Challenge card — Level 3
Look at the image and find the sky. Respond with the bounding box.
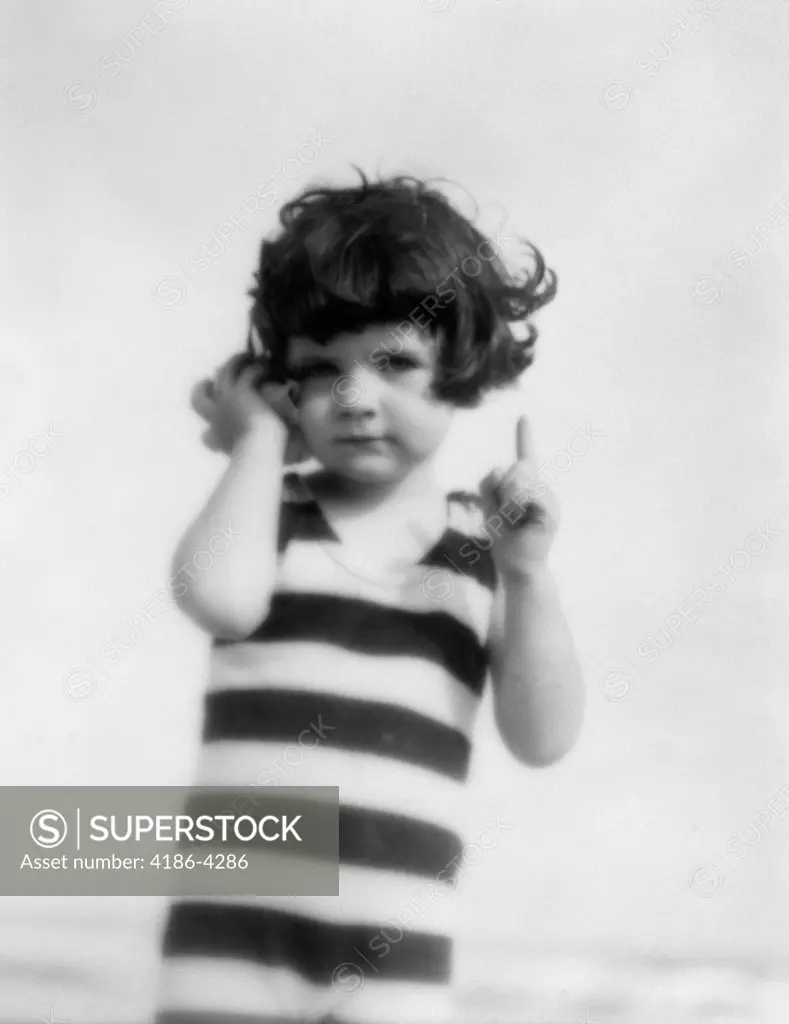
[1,0,788,1010]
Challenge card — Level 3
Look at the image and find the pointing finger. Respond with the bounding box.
[515,415,533,462]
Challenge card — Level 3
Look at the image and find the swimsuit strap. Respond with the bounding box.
[282,470,311,505]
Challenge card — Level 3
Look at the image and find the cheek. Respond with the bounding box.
[295,392,332,438]
[391,390,453,450]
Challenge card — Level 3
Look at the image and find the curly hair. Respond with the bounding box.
[245,170,557,408]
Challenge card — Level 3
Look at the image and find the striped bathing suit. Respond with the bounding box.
[155,470,498,1024]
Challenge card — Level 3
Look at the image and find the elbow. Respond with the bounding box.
[495,700,585,769]
[209,616,268,643]
[517,741,573,765]
[170,580,271,641]
[504,737,576,768]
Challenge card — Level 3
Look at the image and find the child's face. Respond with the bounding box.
[286,323,454,483]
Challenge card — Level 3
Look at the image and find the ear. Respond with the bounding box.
[284,427,311,465]
[261,381,300,425]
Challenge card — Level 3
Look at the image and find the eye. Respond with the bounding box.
[382,355,418,372]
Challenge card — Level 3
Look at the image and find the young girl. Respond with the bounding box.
[154,173,585,1024]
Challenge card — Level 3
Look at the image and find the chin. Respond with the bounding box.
[324,452,403,483]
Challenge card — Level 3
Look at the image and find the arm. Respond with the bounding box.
[172,415,288,640]
[488,566,585,766]
[172,357,291,640]
[481,415,585,766]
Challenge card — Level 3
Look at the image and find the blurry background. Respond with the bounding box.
[1,0,788,1021]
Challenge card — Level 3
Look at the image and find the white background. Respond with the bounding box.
[1,0,788,1019]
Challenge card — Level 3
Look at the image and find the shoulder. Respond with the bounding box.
[423,489,497,593]
[282,470,308,504]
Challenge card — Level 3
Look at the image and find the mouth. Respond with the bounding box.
[335,436,388,445]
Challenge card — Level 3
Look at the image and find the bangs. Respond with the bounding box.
[246,172,557,404]
[252,199,467,347]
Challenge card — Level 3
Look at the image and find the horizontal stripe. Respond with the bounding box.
[157,1015,305,1024]
[329,973,454,1024]
[208,641,481,738]
[160,903,452,986]
[176,788,336,859]
[279,542,493,641]
[156,956,329,1020]
[155,847,338,897]
[179,858,458,934]
[166,791,462,879]
[195,741,466,836]
[216,593,488,696]
[155,956,454,1023]
[202,689,472,781]
[338,805,461,878]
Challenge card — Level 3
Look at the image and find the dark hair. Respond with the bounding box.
[245,170,557,408]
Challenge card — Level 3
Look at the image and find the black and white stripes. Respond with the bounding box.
[155,474,497,1024]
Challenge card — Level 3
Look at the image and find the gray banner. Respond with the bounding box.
[1,786,338,896]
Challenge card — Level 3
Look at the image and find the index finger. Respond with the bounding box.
[515,415,533,461]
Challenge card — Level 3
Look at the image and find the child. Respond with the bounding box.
[154,172,585,1024]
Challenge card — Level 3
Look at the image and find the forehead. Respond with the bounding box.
[287,322,435,363]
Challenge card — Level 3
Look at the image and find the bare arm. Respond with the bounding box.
[481,415,584,766]
[172,356,294,640]
[489,567,585,766]
[172,416,288,640]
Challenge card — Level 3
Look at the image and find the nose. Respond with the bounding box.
[331,365,381,420]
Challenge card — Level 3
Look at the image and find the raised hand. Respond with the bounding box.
[479,415,559,580]
[191,353,309,463]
